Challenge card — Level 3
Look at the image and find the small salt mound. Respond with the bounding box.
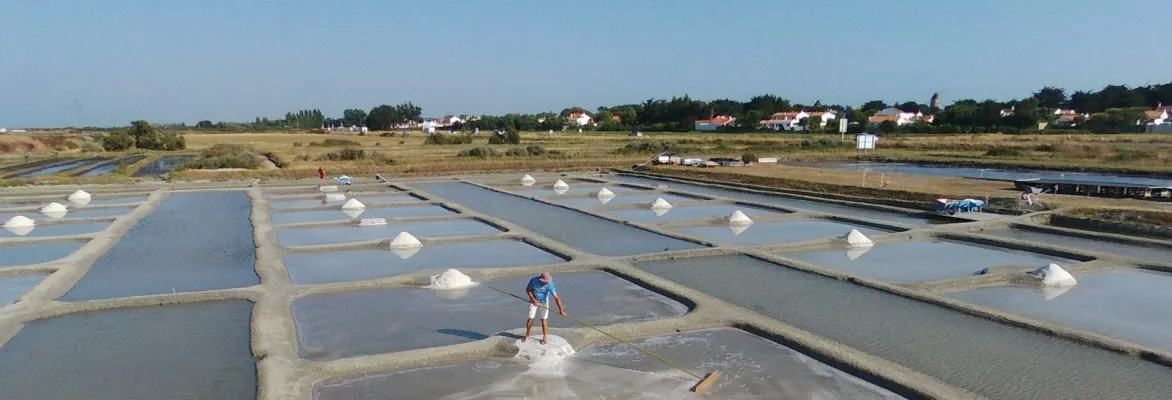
[650,197,672,209]
[841,229,874,247]
[728,210,753,225]
[553,186,569,195]
[728,224,750,236]
[358,218,387,226]
[4,224,34,236]
[324,193,346,202]
[520,174,536,187]
[40,202,67,213]
[319,185,339,193]
[596,187,615,198]
[341,198,366,210]
[1030,263,1077,287]
[68,190,92,204]
[552,180,569,189]
[3,215,35,228]
[342,208,365,219]
[597,196,613,205]
[512,334,575,370]
[845,246,872,260]
[427,269,477,289]
[389,231,422,248]
[651,207,670,217]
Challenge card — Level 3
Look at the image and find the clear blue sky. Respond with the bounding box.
[1,0,1167,128]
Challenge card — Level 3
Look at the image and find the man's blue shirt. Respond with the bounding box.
[526,277,557,303]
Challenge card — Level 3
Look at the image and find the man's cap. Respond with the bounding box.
[539,272,552,283]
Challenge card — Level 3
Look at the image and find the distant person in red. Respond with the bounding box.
[318,167,326,185]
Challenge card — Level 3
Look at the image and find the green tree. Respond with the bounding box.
[196,120,214,129]
[1085,107,1147,133]
[393,102,422,122]
[1032,86,1067,109]
[861,100,888,112]
[365,105,401,130]
[342,109,367,126]
[878,120,898,134]
[101,132,135,151]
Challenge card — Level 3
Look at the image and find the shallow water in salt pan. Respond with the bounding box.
[784,238,1078,283]
[0,241,83,267]
[0,274,46,305]
[0,207,131,222]
[277,219,502,247]
[676,219,893,246]
[510,185,644,198]
[950,268,1172,350]
[284,240,566,284]
[607,204,786,223]
[293,271,687,360]
[314,329,904,400]
[270,205,456,225]
[0,222,109,238]
[552,193,701,209]
[981,227,1172,262]
[0,300,256,400]
[634,254,1172,399]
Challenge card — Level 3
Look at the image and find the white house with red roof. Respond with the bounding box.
[569,112,593,126]
[868,107,932,126]
[759,110,837,131]
[694,115,736,131]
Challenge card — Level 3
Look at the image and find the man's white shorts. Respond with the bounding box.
[527,299,550,320]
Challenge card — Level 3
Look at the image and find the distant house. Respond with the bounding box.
[437,115,463,127]
[694,115,736,131]
[1145,110,1169,125]
[867,107,931,126]
[760,110,836,131]
[569,112,593,126]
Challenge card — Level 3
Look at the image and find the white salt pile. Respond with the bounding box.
[342,208,365,219]
[358,218,387,226]
[597,196,613,205]
[650,197,672,209]
[728,210,753,225]
[552,180,569,190]
[512,334,576,369]
[324,193,346,202]
[3,215,35,228]
[728,224,751,236]
[4,224,34,236]
[520,174,536,187]
[841,229,874,247]
[341,198,366,210]
[651,207,671,216]
[67,190,92,205]
[845,246,872,260]
[596,187,615,198]
[1030,263,1077,287]
[39,202,68,219]
[319,185,339,193]
[389,231,422,248]
[427,268,478,289]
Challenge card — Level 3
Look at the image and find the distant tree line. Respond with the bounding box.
[189,103,422,132]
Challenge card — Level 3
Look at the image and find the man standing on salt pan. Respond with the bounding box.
[523,272,566,344]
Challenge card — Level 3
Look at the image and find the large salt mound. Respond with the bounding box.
[728,210,753,225]
[341,198,366,210]
[650,197,672,209]
[520,174,536,187]
[596,187,615,198]
[4,215,35,228]
[552,180,569,190]
[40,202,67,213]
[68,190,92,205]
[4,224,34,236]
[1031,263,1077,287]
[427,269,477,289]
[389,231,422,248]
[841,229,874,247]
[512,334,575,369]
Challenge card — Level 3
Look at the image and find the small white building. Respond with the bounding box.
[760,110,836,131]
[1145,110,1169,125]
[569,112,593,126]
[867,107,932,126]
[694,115,736,131]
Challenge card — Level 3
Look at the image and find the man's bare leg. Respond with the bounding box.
[540,319,549,344]
[522,318,534,342]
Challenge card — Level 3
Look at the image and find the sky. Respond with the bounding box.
[1,0,1168,128]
